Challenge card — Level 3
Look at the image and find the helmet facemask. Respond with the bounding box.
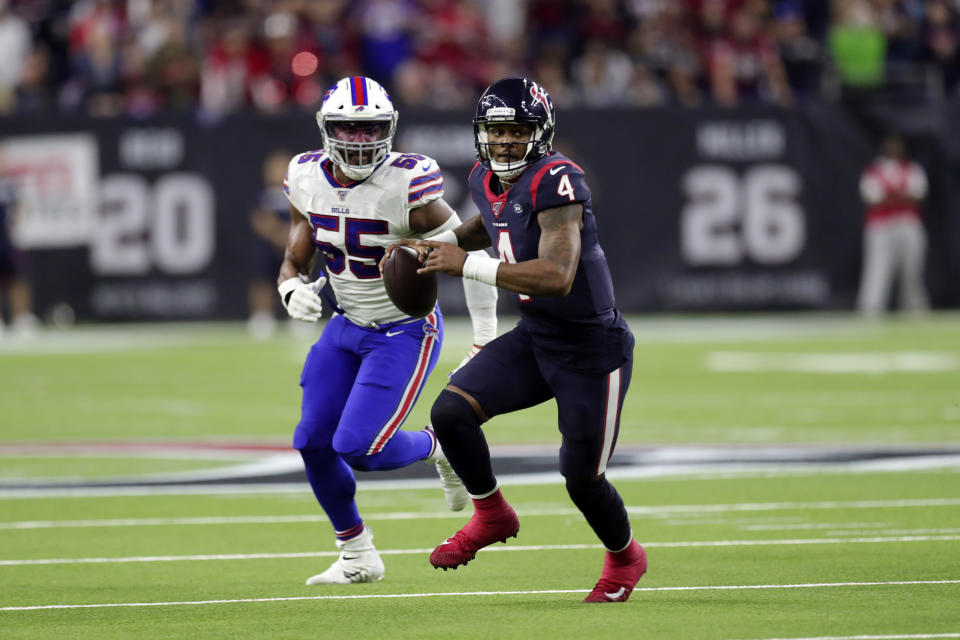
[319,115,396,181]
[476,120,550,182]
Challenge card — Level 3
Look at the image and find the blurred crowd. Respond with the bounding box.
[0,0,957,117]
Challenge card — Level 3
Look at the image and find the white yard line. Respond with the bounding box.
[1,580,958,612]
[2,497,959,530]
[731,635,960,640]
[3,535,960,567]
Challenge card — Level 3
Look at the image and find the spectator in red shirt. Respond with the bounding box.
[857,132,930,315]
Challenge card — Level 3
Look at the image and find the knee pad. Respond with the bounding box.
[430,389,482,440]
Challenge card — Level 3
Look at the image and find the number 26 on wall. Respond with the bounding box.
[681,165,805,266]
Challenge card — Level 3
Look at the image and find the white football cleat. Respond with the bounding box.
[305,527,385,585]
[426,426,469,512]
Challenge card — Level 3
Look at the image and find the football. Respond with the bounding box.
[382,245,438,318]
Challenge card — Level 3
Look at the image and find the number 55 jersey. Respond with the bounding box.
[283,150,445,326]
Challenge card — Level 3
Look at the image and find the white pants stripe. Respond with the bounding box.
[366,312,438,455]
[596,366,623,476]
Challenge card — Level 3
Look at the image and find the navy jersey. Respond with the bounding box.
[468,151,631,373]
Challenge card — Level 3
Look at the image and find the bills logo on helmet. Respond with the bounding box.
[529,84,550,117]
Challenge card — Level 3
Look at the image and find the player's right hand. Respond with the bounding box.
[279,275,326,322]
[380,239,429,273]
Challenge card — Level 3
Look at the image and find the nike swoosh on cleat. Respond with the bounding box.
[549,165,564,175]
[341,555,360,560]
[604,587,627,600]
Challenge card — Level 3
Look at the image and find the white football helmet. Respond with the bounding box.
[316,76,398,181]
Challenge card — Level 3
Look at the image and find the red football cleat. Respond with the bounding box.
[429,500,520,570]
[582,539,648,603]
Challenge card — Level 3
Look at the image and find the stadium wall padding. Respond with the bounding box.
[1,101,957,321]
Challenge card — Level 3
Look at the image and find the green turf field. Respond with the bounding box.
[1,314,958,639]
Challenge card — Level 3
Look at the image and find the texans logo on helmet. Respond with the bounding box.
[529,84,550,115]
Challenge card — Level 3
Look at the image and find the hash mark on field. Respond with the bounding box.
[1,580,958,612]
[2,497,959,530]
[3,535,960,566]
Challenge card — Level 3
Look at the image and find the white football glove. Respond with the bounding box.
[448,344,482,378]
[278,275,326,322]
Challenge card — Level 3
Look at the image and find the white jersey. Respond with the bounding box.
[284,150,445,326]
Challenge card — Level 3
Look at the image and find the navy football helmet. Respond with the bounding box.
[474,77,555,181]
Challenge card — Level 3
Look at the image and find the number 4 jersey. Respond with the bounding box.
[284,150,444,326]
[468,150,632,373]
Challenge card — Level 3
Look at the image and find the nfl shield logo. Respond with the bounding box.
[337,190,349,201]
[491,201,503,215]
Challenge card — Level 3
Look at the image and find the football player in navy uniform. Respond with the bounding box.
[383,77,646,603]
[280,76,498,585]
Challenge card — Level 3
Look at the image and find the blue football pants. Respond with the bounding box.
[294,309,443,536]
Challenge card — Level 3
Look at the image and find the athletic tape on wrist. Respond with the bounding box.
[430,229,458,246]
[462,254,500,287]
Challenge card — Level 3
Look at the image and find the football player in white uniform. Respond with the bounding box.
[278,76,498,585]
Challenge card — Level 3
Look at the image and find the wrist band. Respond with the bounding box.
[462,254,500,287]
[430,229,458,246]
